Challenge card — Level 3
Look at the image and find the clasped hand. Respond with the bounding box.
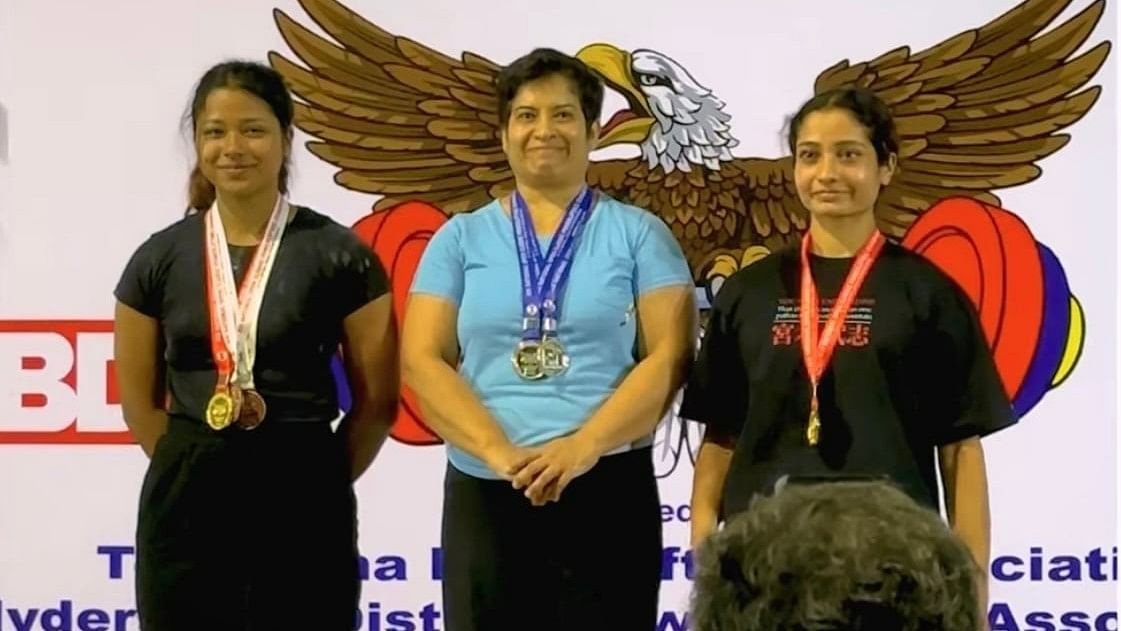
[487,434,600,506]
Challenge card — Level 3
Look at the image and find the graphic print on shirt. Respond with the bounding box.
[771,299,875,350]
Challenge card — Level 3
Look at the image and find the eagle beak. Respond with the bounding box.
[576,43,655,148]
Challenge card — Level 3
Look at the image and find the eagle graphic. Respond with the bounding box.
[270,0,1108,463]
[269,0,1107,285]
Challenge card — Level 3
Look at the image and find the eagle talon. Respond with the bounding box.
[703,246,772,301]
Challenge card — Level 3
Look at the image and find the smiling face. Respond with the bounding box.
[500,73,599,189]
[195,87,288,203]
[793,108,896,219]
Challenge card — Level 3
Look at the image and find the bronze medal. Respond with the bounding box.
[236,389,267,430]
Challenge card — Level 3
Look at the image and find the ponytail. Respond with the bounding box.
[187,165,216,215]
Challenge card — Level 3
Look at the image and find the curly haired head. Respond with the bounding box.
[690,481,980,631]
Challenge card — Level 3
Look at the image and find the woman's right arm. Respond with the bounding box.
[681,281,748,548]
[113,301,168,457]
[401,294,536,479]
[691,427,735,547]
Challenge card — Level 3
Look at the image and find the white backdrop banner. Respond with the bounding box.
[0,0,1116,629]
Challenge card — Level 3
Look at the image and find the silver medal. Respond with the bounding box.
[539,337,570,377]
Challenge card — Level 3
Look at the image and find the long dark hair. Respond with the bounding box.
[184,60,294,214]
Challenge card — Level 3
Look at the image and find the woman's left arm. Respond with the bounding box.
[337,293,400,481]
[927,273,1016,622]
[938,437,991,619]
[514,283,696,504]
[574,283,696,453]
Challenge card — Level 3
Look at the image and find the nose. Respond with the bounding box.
[531,116,557,139]
[814,153,839,182]
[221,131,247,155]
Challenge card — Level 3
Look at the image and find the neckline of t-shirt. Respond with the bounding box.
[807,242,897,266]
[490,196,603,240]
[217,206,306,249]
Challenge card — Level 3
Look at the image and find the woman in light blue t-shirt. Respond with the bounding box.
[402,47,696,631]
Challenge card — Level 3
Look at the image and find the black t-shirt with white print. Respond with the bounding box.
[679,240,1016,517]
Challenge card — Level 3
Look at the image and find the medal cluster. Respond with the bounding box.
[205,382,268,431]
[509,188,594,382]
[203,196,290,431]
[511,303,570,380]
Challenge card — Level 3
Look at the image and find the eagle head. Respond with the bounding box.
[576,43,739,173]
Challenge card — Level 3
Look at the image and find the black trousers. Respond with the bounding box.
[135,416,359,631]
[441,446,663,631]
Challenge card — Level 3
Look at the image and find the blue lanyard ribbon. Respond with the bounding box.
[512,187,595,342]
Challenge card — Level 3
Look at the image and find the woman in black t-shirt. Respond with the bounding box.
[682,87,1015,609]
[113,61,398,630]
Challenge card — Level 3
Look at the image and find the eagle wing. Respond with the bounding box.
[268,0,514,213]
[593,0,1109,271]
[814,0,1110,237]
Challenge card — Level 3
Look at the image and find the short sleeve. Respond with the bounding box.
[925,279,1018,445]
[113,236,165,318]
[409,218,465,305]
[679,282,749,437]
[333,234,391,319]
[633,213,693,295]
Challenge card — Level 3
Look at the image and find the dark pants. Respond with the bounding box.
[441,446,663,631]
[135,416,359,631]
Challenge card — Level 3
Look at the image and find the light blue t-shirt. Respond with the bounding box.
[410,194,693,479]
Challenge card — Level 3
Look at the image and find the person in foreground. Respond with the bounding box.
[690,480,981,631]
[682,86,1016,613]
[401,48,695,630]
[113,60,398,630]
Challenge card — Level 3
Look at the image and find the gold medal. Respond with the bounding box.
[806,408,821,446]
[206,388,239,430]
[512,341,545,380]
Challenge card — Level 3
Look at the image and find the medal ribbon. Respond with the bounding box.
[799,230,885,422]
[512,187,595,342]
[204,195,290,393]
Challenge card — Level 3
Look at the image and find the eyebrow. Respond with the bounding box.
[796,140,867,148]
[200,117,269,124]
[513,103,578,111]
